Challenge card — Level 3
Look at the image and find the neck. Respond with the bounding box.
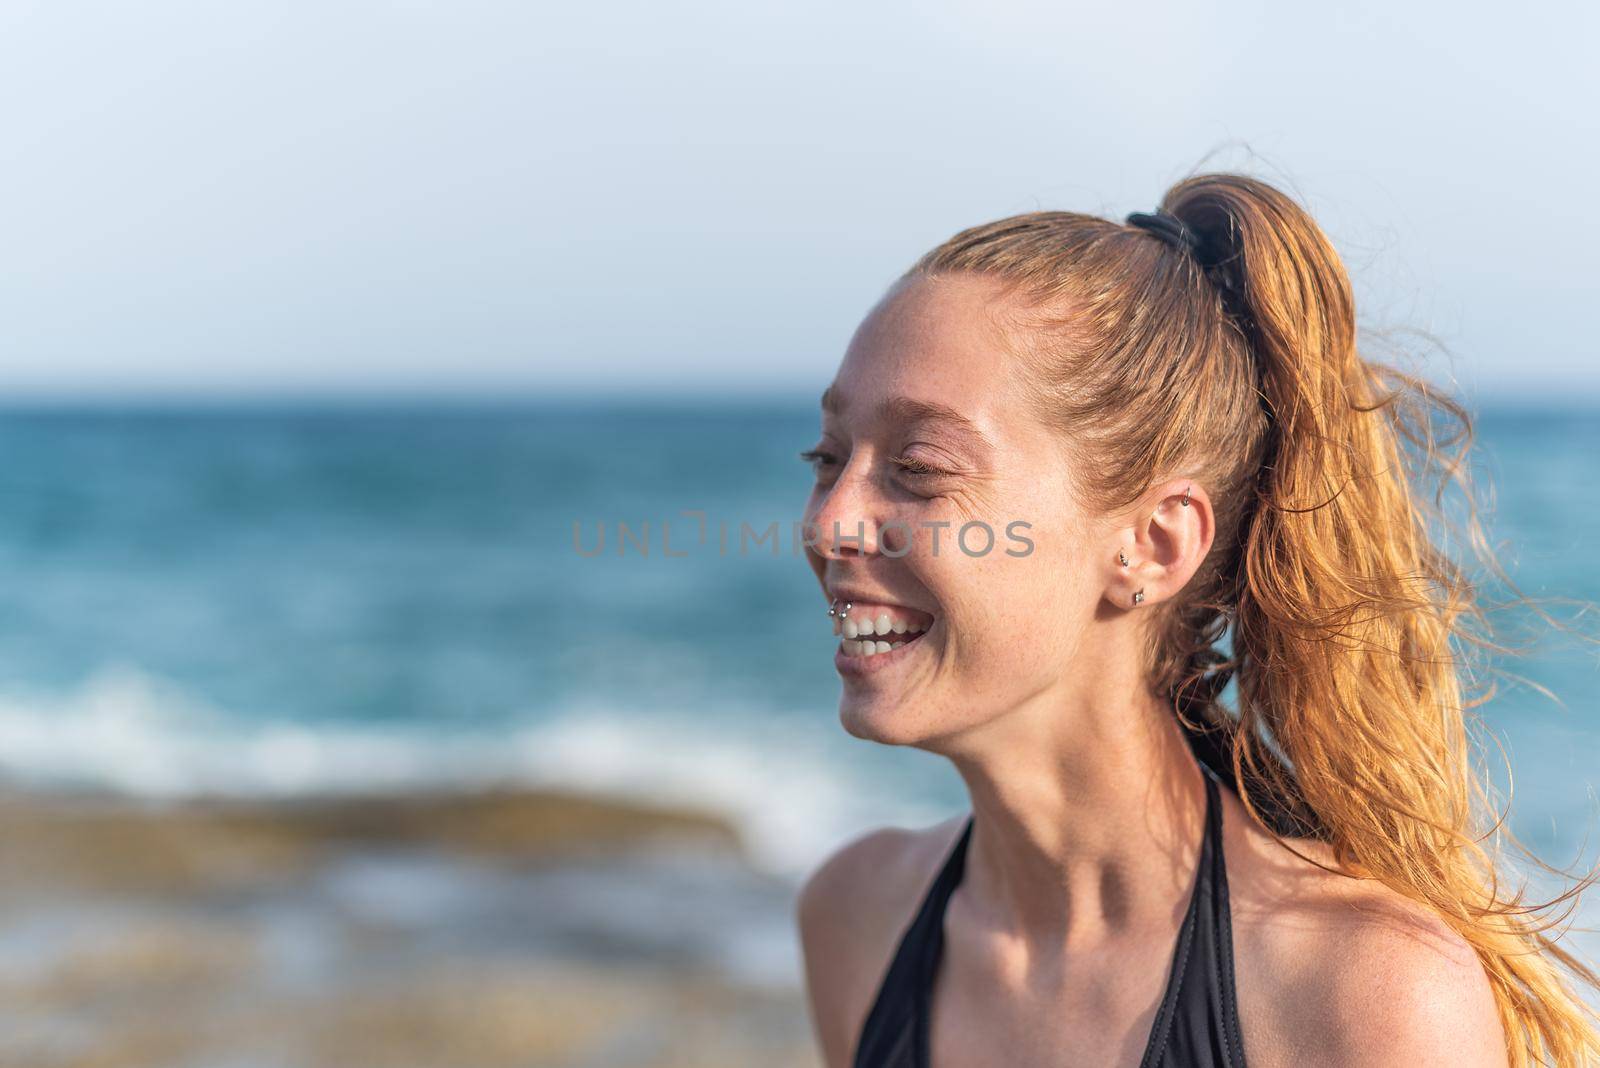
[939,682,1211,955]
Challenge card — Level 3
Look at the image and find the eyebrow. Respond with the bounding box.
[820,387,995,452]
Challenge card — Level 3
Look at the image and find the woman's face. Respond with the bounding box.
[803,272,1116,745]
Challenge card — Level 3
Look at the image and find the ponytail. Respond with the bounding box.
[1175,174,1600,1068]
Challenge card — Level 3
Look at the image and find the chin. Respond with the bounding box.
[838,694,941,747]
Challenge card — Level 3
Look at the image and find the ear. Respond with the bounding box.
[1111,479,1214,609]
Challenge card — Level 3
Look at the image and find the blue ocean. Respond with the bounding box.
[0,399,1595,890]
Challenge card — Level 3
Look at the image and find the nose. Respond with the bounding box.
[806,465,884,560]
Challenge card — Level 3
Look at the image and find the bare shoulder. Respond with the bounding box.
[793,814,968,1068]
[1220,792,1507,1067]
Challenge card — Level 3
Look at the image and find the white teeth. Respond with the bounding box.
[831,608,936,651]
[838,639,912,657]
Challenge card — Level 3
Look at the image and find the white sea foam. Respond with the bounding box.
[0,662,953,879]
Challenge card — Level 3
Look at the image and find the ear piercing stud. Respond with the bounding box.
[1132,589,1145,606]
[1117,550,1129,567]
[1180,485,1191,507]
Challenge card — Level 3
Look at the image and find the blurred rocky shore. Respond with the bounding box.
[0,784,820,1068]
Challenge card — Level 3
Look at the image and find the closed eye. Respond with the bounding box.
[799,448,839,471]
[889,454,952,478]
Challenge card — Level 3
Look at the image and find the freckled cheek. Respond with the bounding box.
[878,517,915,557]
[942,547,1083,673]
[917,554,1014,650]
[877,507,958,560]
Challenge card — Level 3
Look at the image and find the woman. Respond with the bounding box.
[793,173,1600,1067]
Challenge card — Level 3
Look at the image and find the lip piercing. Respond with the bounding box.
[827,600,852,619]
[1118,550,1129,567]
[1132,588,1145,606]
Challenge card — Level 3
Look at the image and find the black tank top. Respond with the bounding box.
[851,764,1248,1067]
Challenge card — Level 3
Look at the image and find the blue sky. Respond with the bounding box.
[1,0,1595,403]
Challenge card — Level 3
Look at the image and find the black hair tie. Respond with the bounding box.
[1126,208,1251,329]
[1125,210,1201,254]
[1126,208,1270,426]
